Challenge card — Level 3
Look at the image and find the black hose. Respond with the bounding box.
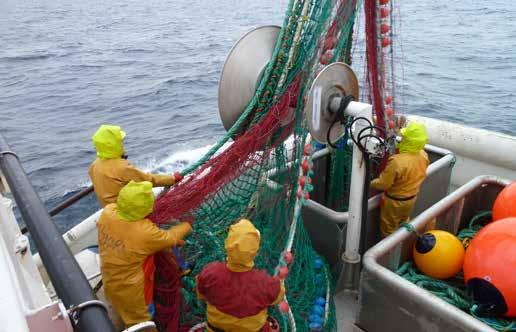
[326,95,355,149]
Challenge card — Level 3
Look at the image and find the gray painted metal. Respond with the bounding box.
[302,144,455,290]
[358,175,510,332]
[305,63,359,144]
[217,25,280,132]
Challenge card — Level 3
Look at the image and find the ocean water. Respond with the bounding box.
[0,0,514,234]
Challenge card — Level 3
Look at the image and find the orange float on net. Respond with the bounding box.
[299,176,306,189]
[296,189,310,200]
[302,159,310,173]
[279,301,290,313]
[492,182,516,221]
[320,50,334,65]
[380,23,390,34]
[380,7,390,18]
[385,95,393,105]
[413,230,465,279]
[323,36,337,51]
[381,37,391,48]
[464,217,516,317]
[386,107,393,117]
[284,251,293,264]
[278,266,289,279]
[304,143,311,155]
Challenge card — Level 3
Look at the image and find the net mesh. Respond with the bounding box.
[149,0,361,331]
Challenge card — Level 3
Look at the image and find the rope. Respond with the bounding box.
[400,222,419,236]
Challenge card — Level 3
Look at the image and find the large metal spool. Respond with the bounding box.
[218,25,281,133]
[218,26,359,145]
[305,63,359,144]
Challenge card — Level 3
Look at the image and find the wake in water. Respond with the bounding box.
[47,143,225,236]
[67,143,222,196]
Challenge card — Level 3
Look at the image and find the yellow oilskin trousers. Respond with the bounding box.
[89,158,176,207]
[97,204,191,327]
[371,150,429,237]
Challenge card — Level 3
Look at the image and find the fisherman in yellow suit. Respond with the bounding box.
[89,124,182,207]
[97,180,192,328]
[371,122,429,237]
[196,219,285,332]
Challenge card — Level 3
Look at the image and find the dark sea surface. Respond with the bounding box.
[0,0,514,234]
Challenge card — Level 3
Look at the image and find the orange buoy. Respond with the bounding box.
[492,182,516,221]
[413,230,465,279]
[464,217,516,317]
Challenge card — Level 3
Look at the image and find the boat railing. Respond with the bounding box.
[0,133,115,332]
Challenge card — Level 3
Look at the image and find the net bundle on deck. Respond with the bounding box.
[148,0,362,331]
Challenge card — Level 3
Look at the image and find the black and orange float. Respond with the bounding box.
[464,217,516,317]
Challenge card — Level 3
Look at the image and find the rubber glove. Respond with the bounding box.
[173,171,184,183]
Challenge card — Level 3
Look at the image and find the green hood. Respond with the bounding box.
[92,124,126,160]
[117,181,155,221]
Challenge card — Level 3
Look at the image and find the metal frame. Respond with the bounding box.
[358,175,510,332]
[302,143,455,290]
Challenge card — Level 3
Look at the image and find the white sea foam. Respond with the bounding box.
[62,142,232,196]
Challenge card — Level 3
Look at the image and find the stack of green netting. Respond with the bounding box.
[163,0,361,330]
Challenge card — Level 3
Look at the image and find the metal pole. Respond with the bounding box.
[20,185,94,234]
[49,185,94,217]
[342,101,373,263]
[0,134,115,332]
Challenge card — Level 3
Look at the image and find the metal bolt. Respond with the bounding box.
[14,234,29,255]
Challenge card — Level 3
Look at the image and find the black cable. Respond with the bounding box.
[326,95,355,149]
[326,119,341,149]
[322,99,397,254]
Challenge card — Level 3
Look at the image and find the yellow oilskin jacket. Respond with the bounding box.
[371,150,429,198]
[371,122,429,237]
[89,124,176,207]
[196,219,285,332]
[97,181,192,327]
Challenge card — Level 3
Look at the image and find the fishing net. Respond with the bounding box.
[147,0,370,331]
